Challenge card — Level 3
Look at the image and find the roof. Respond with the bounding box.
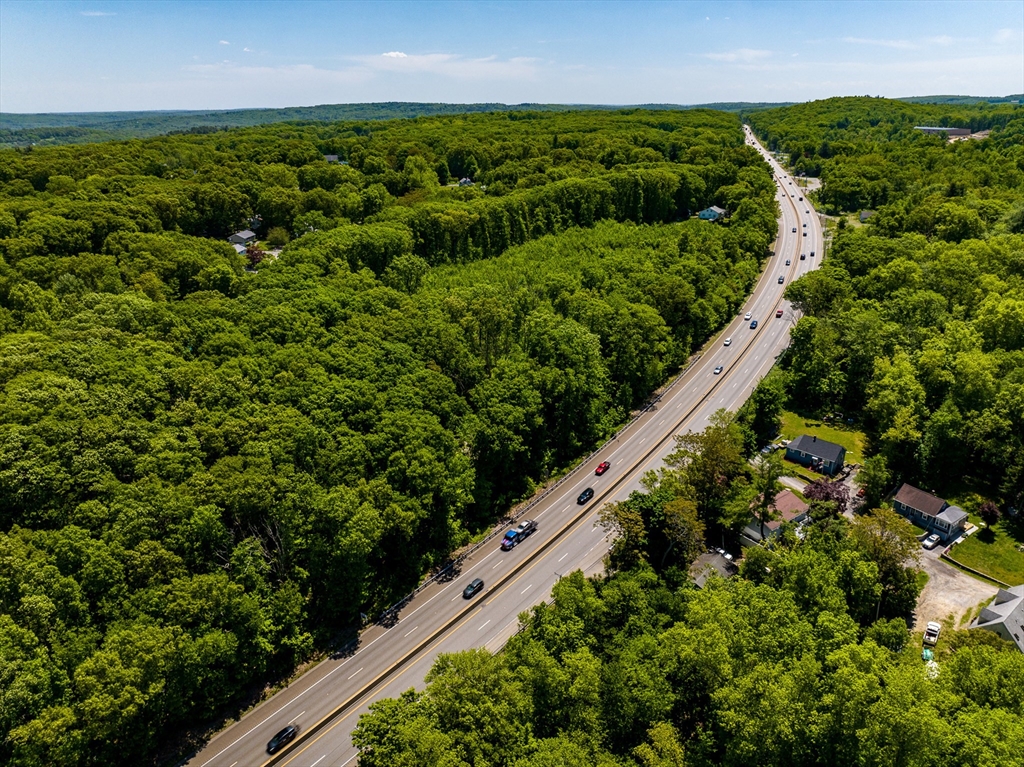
[690,550,738,588]
[233,229,257,239]
[788,434,845,463]
[232,243,247,254]
[742,490,809,541]
[323,154,339,162]
[975,585,1024,650]
[893,484,947,518]
[708,205,727,214]
[936,505,968,525]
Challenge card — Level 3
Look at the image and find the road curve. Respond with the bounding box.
[188,127,823,767]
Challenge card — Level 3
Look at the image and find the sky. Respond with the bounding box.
[0,0,1022,113]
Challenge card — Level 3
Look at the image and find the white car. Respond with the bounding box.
[923,533,941,549]
[923,622,941,646]
[744,312,752,320]
[723,337,732,346]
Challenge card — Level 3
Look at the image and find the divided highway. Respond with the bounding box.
[190,128,824,767]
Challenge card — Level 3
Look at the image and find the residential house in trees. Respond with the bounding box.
[973,585,1024,653]
[892,484,968,542]
[785,435,846,476]
[741,489,809,546]
[228,230,257,246]
[698,205,727,221]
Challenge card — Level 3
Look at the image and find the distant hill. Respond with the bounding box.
[0,101,794,148]
[897,94,1023,106]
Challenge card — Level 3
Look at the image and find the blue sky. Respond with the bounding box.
[1,1,1021,113]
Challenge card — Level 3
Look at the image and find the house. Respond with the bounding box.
[228,230,257,246]
[859,210,876,223]
[698,205,727,221]
[458,177,475,187]
[231,243,247,255]
[690,549,738,588]
[785,435,846,476]
[323,154,339,163]
[892,484,968,542]
[973,585,1024,653]
[741,489,809,545]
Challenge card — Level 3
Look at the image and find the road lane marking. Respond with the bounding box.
[478,619,491,631]
[558,552,568,562]
[404,626,418,637]
[311,756,326,767]
[563,504,570,512]
[521,584,532,595]
[493,562,502,569]
[341,755,357,767]
[347,668,363,680]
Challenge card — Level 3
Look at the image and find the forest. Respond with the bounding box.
[748,97,1024,509]
[0,109,779,766]
[352,420,1024,767]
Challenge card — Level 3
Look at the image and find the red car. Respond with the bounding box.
[776,309,784,318]
[595,461,611,476]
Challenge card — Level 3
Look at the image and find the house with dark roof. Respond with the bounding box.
[690,549,739,588]
[785,435,846,476]
[973,585,1024,653]
[228,230,257,246]
[698,205,727,221]
[741,489,809,545]
[892,484,968,542]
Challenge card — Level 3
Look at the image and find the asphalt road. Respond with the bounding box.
[189,128,823,767]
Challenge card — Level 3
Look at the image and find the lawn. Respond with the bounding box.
[950,516,1024,586]
[779,410,867,465]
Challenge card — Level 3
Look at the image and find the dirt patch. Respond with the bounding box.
[914,550,997,629]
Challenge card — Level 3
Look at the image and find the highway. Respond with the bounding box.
[189,128,823,767]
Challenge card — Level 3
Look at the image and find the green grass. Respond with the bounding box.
[779,409,867,465]
[951,517,1024,586]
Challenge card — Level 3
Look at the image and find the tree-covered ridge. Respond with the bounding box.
[0,110,780,766]
[749,98,1024,509]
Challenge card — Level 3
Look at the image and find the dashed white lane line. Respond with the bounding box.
[311,755,326,767]
[404,626,418,637]
[558,552,569,562]
[492,561,502,569]
[563,504,570,512]
[341,755,357,767]
[639,438,646,445]
[521,584,533,595]
[616,459,624,464]
[347,667,363,680]
[478,619,491,631]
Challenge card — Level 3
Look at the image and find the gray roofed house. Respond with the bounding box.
[232,243,247,255]
[785,434,846,476]
[690,550,739,588]
[698,205,727,221]
[228,230,257,246]
[973,585,1024,653]
[323,154,340,163]
[892,484,968,542]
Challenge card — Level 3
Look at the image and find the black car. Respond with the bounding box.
[800,253,806,260]
[577,487,594,504]
[463,578,484,599]
[749,320,758,329]
[778,276,784,284]
[267,725,298,754]
[785,259,791,265]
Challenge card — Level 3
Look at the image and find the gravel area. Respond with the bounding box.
[913,546,998,629]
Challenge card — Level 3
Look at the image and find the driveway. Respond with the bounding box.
[913,544,998,629]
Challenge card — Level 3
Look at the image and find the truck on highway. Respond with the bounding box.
[501,519,537,550]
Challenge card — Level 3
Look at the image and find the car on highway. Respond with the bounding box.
[501,519,537,550]
[723,337,732,346]
[744,312,752,320]
[577,487,594,504]
[923,621,941,646]
[799,196,803,201]
[463,578,484,599]
[791,227,797,232]
[776,309,784,318]
[595,461,611,476]
[803,232,807,237]
[806,210,810,213]
[923,533,941,550]
[810,250,815,257]
[749,320,758,329]
[785,259,791,265]
[800,253,806,260]
[713,365,723,375]
[778,276,785,284]
[803,223,807,227]
[267,725,298,754]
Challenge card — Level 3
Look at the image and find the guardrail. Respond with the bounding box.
[372,350,705,626]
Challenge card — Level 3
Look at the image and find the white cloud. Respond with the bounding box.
[382,51,408,58]
[994,28,1014,44]
[927,35,954,45]
[243,47,252,52]
[843,37,916,50]
[80,11,115,16]
[219,40,230,45]
[704,48,772,63]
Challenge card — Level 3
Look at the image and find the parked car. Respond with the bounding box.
[595,461,611,476]
[776,309,784,318]
[577,487,594,504]
[713,365,723,375]
[267,725,298,754]
[463,578,484,599]
[923,621,941,645]
[923,533,941,550]
[749,320,758,329]
[857,487,866,498]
